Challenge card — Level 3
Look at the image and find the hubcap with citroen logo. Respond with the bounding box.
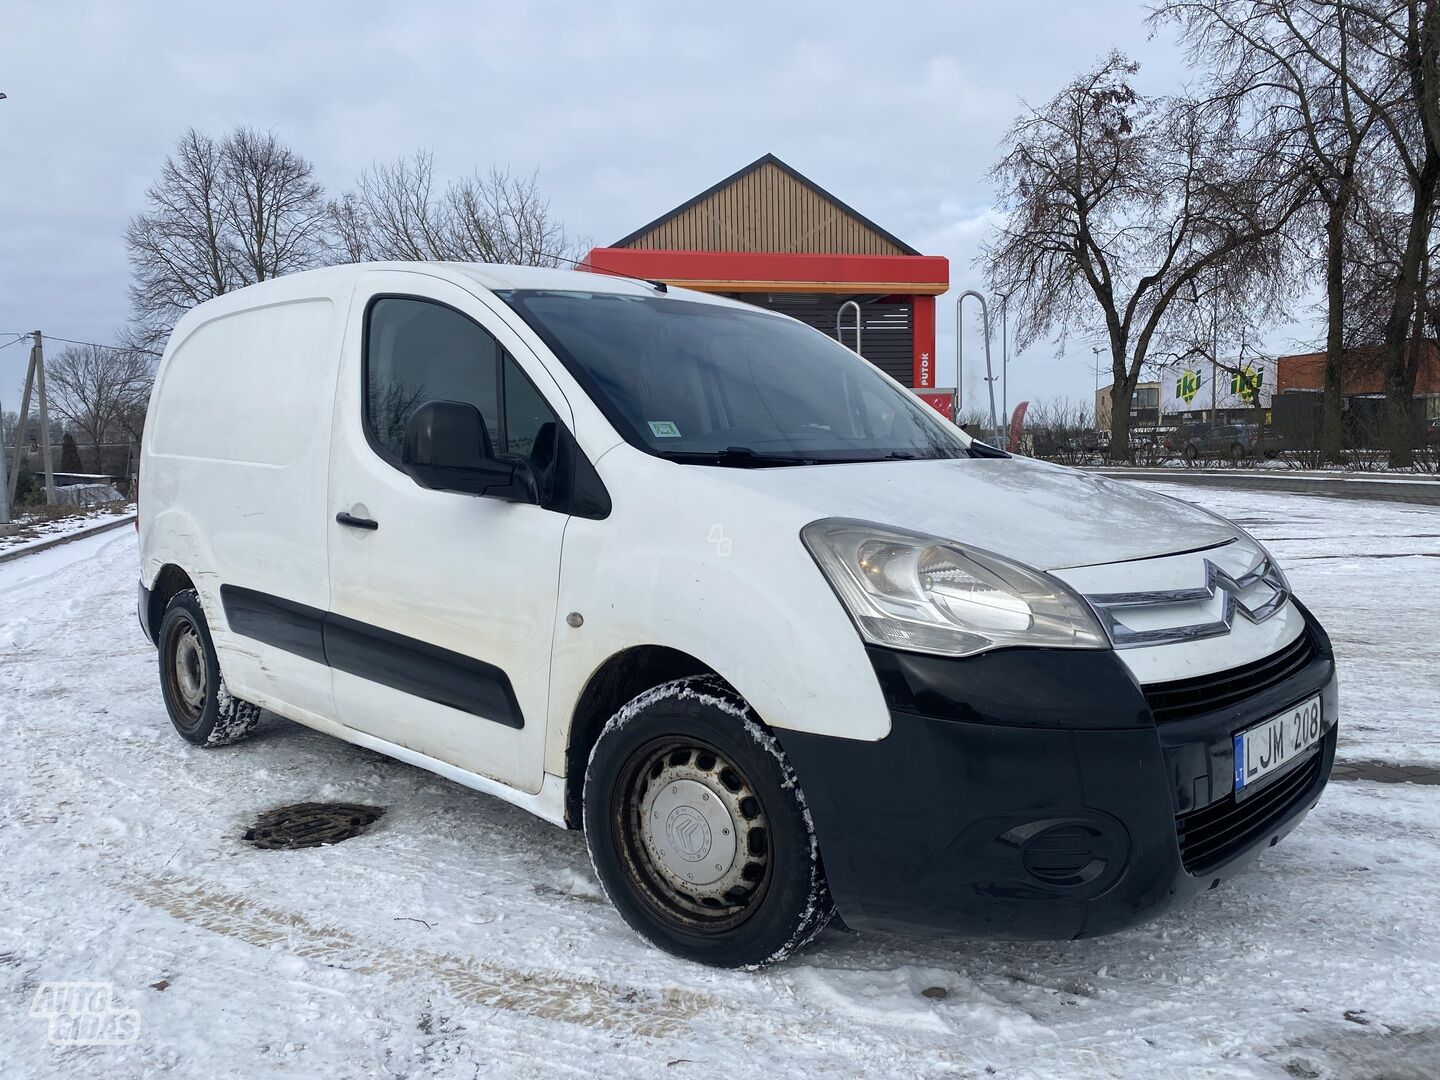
[621,738,771,928]
[644,778,737,887]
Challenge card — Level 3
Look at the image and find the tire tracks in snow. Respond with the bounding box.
[111,871,719,1040]
[106,868,996,1069]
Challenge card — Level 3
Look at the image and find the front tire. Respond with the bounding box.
[157,589,261,747]
[583,676,833,968]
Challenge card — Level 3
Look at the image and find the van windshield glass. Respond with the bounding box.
[495,289,970,466]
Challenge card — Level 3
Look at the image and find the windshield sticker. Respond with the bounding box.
[647,420,682,438]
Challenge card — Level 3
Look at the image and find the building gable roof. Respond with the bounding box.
[612,153,922,257]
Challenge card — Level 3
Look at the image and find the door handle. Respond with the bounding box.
[335,511,379,531]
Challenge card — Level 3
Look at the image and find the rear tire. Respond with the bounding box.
[582,675,833,968]
[157,589,261,747]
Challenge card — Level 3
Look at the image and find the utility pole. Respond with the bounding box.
[5,331,57,508]
[0,396,9,525]
[33,331,56,503]
[7,337,34,509]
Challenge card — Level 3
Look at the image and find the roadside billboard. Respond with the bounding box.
[1162,358,1276,416]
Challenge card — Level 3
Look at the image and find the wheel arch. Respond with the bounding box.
[144,563,197,645]
[563,645,725,828]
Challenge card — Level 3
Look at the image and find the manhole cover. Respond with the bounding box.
[242,803,386,850]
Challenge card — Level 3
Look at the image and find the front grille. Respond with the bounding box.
[1142,629,1318,724]
[1176,750,1324,874]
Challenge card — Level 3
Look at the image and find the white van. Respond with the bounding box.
[138,263,1338,967]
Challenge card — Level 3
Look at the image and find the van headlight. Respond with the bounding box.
[801,518,1107,658]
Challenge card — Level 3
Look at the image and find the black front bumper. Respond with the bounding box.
[778,602,1337,940]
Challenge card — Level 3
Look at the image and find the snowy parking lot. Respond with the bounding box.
[2,483,1438,1079]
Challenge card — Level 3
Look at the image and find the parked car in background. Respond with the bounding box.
[1427,416,1440,446]
[1166,422,1258,462]
[138,263,1338,967]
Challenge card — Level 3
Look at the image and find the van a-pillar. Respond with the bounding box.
[583,154,949,392]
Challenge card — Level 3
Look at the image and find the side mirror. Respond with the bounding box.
[402,400,538,503]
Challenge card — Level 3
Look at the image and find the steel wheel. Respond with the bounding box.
[156,588,262,747]
[613,737,772,933]
[166,616,208,727]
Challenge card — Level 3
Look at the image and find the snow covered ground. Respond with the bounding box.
[1,485,1437,1079]
[0,504,134,557]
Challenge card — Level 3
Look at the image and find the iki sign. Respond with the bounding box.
[1176,370,1203,404]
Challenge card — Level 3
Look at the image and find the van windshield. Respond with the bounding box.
[495,289,971,466]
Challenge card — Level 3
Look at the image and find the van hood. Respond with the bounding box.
[709,455,1236,571]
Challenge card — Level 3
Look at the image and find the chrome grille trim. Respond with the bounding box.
[1085,557,1290,649]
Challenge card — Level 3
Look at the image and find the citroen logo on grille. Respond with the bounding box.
[1085,555,1289,649]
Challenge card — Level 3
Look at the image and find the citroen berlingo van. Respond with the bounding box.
[138,263,1337,967]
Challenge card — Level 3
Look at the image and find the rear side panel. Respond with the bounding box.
[141,291,347,724]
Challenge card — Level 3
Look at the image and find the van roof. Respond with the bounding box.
[185,261,748,309]
[162,262,762,354]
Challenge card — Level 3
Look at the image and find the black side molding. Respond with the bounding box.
[324,611,523,728]
[218,585,524,729]
[222,585,327,665]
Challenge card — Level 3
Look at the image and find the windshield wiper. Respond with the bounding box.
[810,450,921,464]
[655,446,814,468]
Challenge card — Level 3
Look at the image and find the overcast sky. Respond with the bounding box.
[0,0,1321,423]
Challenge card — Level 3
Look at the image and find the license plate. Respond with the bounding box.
[1234,694,1323,792]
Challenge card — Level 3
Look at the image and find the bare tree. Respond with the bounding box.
[125,130,231,343]
[221,128,331,287]
[1025,397,1098,463]
[330,151,578,266]
[1358,0,1440,464]
[982,53,1305,457]
[1156,1,1395,462]
[126,127,329,347]
[1343,154,1423,343]
[43,345,155,471]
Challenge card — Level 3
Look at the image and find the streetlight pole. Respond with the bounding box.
[1211,291,1219,425]
[997,293,1009,437]
[956,290,999,444]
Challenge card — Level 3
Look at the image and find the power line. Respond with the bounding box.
[44,335,162,357]
[0,332,161,357]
